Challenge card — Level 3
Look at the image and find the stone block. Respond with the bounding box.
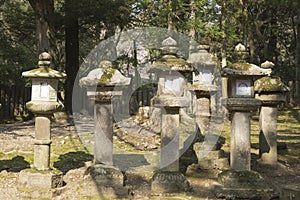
[18,169,63,199]
[281,185,300,200]
[149,107,162,133]
[198,158,216,169]
[218,170,264,188]
[215,158,229,170]
[217,170,275,199]
[88,164,124,188]
[150,171,191,193]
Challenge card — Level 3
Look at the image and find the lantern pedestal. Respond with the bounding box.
[18,169,64,199]
[80,63,131,195]
[217,44,274,198]
[150,102,191,193]
[255,76,289,165]
[18,52,66,199]
[148,36,193,193]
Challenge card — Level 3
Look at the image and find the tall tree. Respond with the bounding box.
[64,0,79,113]
[0,0,35,86]
[296,0,300,104]
[28,0,54,54]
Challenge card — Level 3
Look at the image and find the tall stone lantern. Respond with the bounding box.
[148,37,193,193]
[18,52,66,198]
[218,44,272,194]
[22,52,66,170]
[80,61,131,191]
[255,74,289,164]
[188,43,217,135]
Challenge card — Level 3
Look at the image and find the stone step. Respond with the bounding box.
[281,185,300,200]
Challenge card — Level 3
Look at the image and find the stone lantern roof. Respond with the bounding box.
[221,63,272,77]
[254,76,289,94]
[221,44,272,77]
[22,52,66,79]
[148,37,194,73]
[79,62,131,87]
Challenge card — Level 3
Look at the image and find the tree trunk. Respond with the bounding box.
[189,0,196,40]
[296,0,300,105]
[28,0,54,54]
[167,0,173,36]
[65,1,79,113]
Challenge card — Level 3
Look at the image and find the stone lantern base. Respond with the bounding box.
[17,169,64,199]
[85,164,127,197]
[150,171,191,194]
[217,170,274,199]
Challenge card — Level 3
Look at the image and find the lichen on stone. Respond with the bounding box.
[22,67,66,78]
[227,62,252,71]
[254,76,289,93]
[97,68,116,85]
[149,57,193,72]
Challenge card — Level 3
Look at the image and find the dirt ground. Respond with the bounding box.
[0,111,300,199]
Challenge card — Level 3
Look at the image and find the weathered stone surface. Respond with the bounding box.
[259,106,278,164]
[94,103,113,165]
[222,63,272,77]
[222,98,261,112]
[149,55,194,72]
[193,144,229,170]
[150,171,191,193]
[80,66,131,86]
[217,170,275,199]
[218,170,264,188]
[18,169,63,189]
[255,93,286,105]
[255,76,289,93]
[148,37,193,73]
[35,116,50,140]
[87,164,124,188]
[26,101,61,114]
[137,106,150,119]
[215,158,230,170]
[153,96,189,108]
[281,185,300,200]
[160,112,179,171]
[217,187,274,200]
[161,37,178,54]
[260,60,275,69]
[149,107,162,133]
[157,74,186,97]
[195,97,210,135]
[34,143,50,171]
[33,115,51,170]
[22,52,66,79]
[18,169,63,199]
[231,111,251,171]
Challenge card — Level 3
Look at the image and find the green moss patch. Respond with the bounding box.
[97,68,116,85]
[227,62,252,71]
[255,76,289,93]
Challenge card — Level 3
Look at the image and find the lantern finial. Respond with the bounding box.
[38,52,51,68]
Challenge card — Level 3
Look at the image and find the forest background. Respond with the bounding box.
[1,0,300,114]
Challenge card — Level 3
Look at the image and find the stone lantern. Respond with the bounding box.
[255,74,289,164]
[18,52,66,198]
[148,37,193,193]
[188,44,217,135]
[218,44,273,196]
[187,43,228,170]
[80,61,131,191]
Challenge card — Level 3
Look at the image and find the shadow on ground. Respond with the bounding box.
[0,156,30,172]
[53,151,93,174]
